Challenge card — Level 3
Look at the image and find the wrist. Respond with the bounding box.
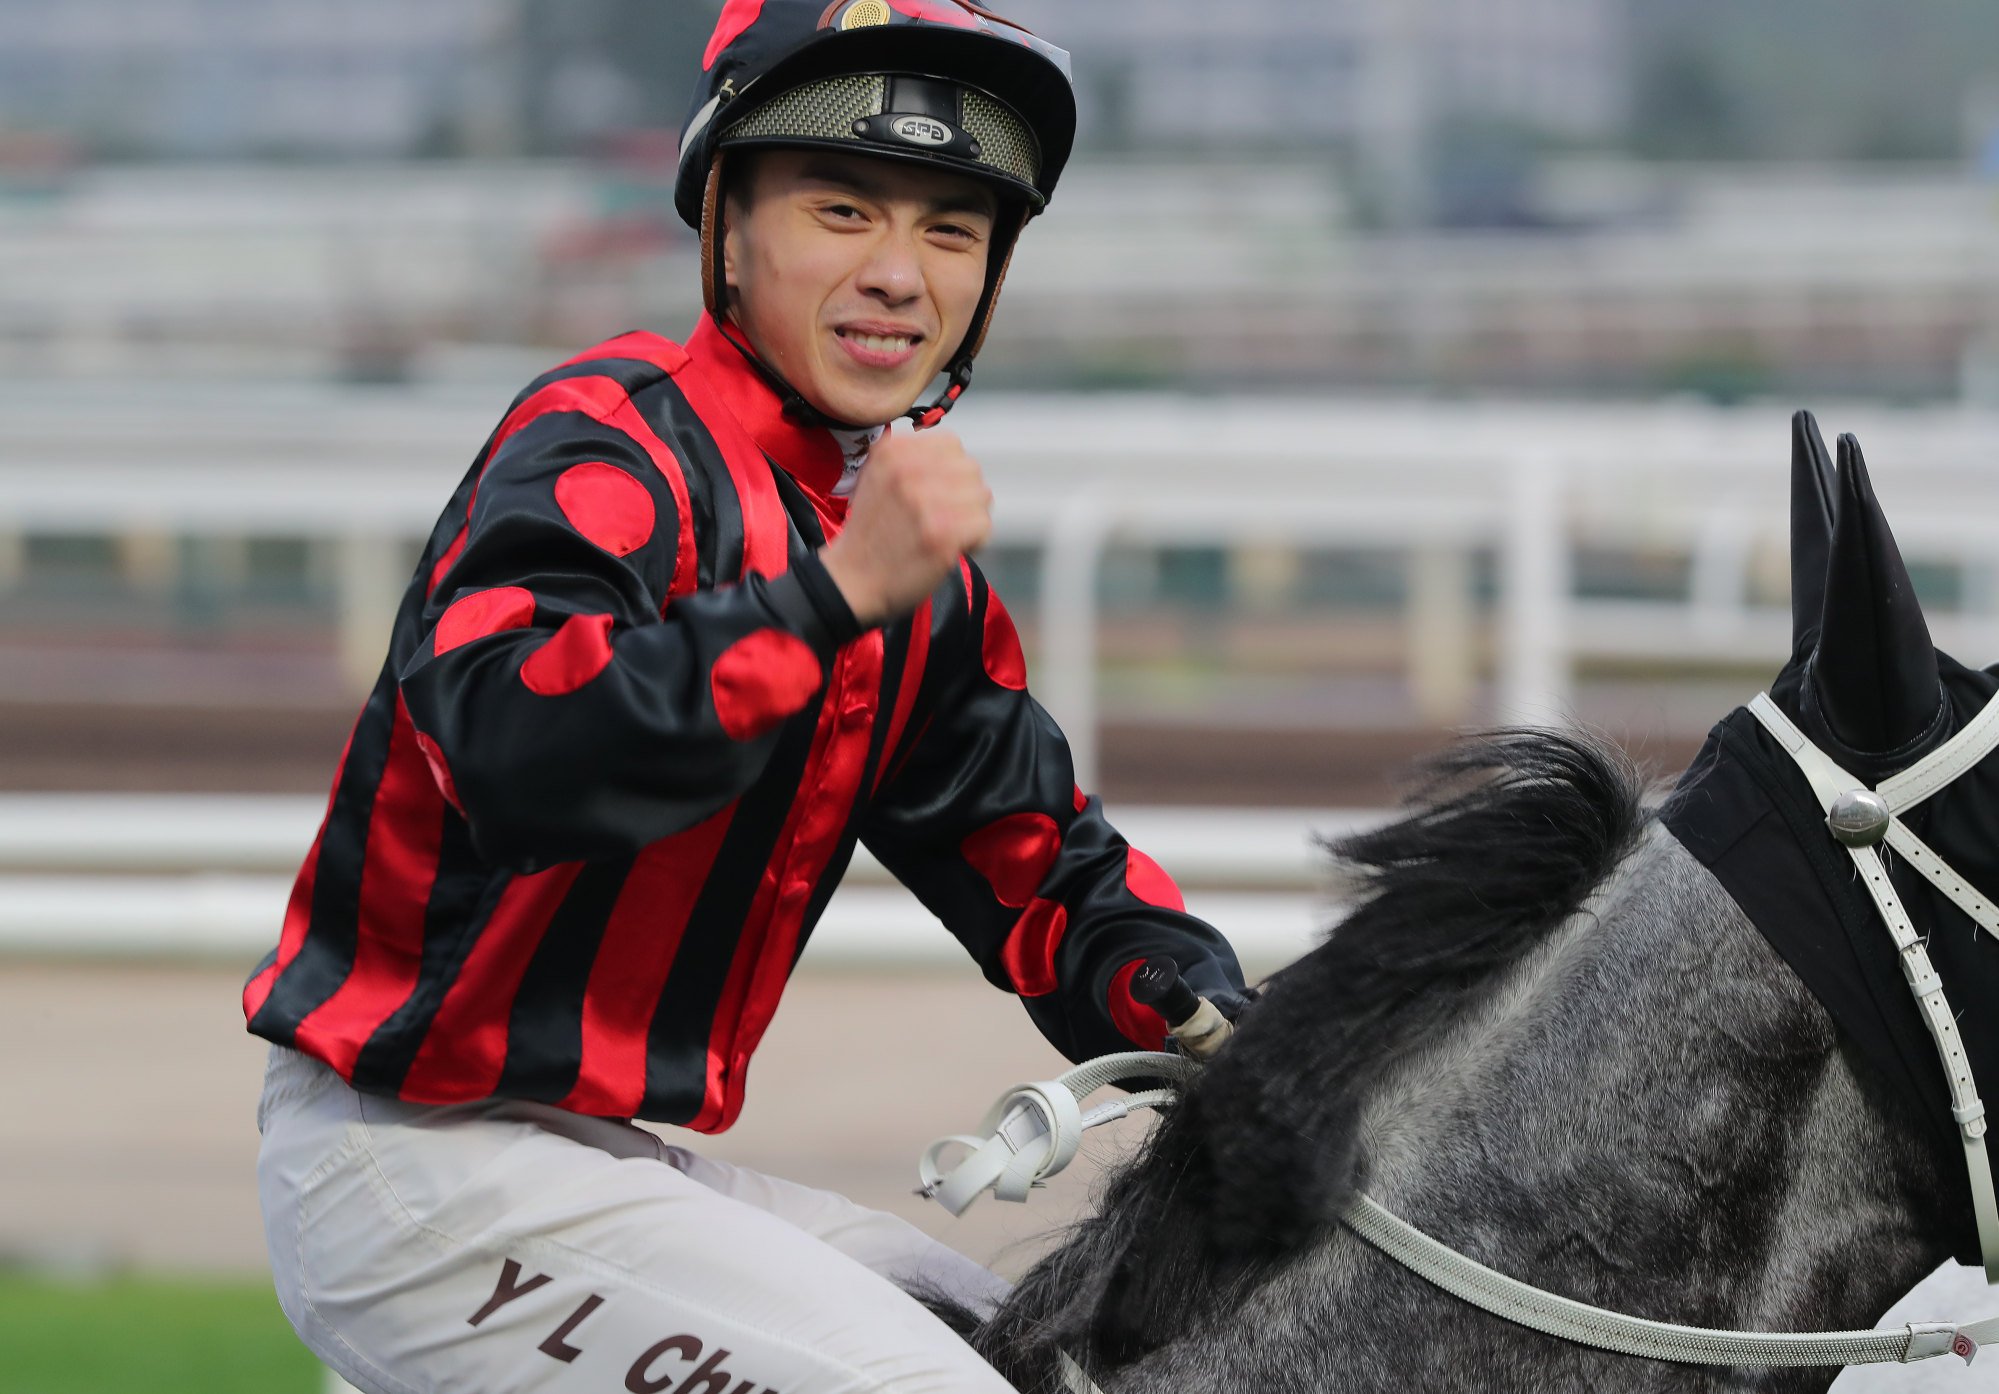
[817,542,886,628]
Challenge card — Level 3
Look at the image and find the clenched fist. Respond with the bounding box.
[819,429,992,627]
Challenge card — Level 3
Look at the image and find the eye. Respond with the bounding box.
[819,201,866,222]
[929,221,982,245]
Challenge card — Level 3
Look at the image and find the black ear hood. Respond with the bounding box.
[1663,412,1999,1261]
[1810,430,1943,755]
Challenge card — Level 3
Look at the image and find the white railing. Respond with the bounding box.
[6,393,1999,783]
[0,795,1373,974]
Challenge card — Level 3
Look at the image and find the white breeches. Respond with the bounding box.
[255,1045,1018,1394]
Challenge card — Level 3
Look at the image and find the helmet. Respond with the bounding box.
[678,0,1077,428]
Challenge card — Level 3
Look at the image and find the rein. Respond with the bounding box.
[923,1052,1998,1381]
[922,691,1999,1377]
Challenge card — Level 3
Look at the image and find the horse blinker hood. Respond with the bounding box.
[1665,413,1999,1264]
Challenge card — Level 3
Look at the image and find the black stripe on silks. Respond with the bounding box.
[535,355,676,401]
[247,677,402,1041]
[244,948,278,993]
[768,465,830,551]
[641,691,827,1121]
[640,376,743,591]
[855,615,910,818]
[347,813,499,1094]
[794,837,860,975]
[492,857,635,1104]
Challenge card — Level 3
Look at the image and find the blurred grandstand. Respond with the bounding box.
[2,7,1998,1388]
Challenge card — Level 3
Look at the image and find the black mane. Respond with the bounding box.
[978,728,1646,1376]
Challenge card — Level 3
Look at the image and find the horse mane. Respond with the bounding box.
[978,728,1647,1376]
[1201,727,1647,1243]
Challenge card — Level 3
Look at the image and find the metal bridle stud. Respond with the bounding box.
[1827,788,1894,847]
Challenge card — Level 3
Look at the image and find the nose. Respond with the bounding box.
[854,223,924,307]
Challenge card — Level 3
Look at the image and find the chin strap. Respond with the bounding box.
[708,311,864,431]
[908,358,972,430]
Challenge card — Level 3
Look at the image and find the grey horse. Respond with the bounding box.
[959,414,1997,1392]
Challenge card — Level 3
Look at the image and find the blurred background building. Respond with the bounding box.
[2,7,1998,1387]
[4,0,1998,791]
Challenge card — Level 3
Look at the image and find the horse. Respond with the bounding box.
[952,413,1999,1392]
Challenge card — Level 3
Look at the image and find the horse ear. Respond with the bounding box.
[1789,410,1836,656]
[1811,432,1940,752]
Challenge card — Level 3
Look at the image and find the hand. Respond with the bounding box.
[819,429,992,626]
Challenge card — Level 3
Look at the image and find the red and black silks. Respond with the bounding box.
[243,316,1247,1130]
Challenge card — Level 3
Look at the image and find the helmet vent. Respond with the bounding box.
[959,88,1039,185]
[724,73,887,144]
[721,73,1041,193]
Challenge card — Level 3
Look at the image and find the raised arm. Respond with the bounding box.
[862,561,1249,1061]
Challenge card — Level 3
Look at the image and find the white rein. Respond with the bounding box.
[920,692,1999,1378]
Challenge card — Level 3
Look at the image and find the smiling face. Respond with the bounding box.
[721,147,1001,427]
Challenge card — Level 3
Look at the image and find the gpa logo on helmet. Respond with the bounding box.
[890,115,954,147]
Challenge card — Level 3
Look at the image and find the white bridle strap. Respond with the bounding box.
[935,692,1999,1372]
[918,1052,1199,1216]
[1878,687,1999,813]
[1344,1193,1999,1366]
[932,1049,1999,1372]
[1749,692,1999,1282]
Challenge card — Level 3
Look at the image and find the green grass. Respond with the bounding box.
[0,1274,322,1394]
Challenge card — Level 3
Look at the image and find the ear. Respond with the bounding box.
[1789,410,1836,657]
[1811,432,1941,752]
[721,205,740,299]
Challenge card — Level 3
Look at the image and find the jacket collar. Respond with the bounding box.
[685,313,850,502]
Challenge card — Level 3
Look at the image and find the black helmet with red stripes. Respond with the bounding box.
[678,0,1077,427]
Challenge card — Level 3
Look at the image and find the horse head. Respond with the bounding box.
[1671,411,1999,1263]
[973,413,1999,1393]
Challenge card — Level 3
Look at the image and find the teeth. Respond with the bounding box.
[850,333,912,354]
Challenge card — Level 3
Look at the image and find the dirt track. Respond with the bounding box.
[0,961,1987,1392]
[0,960,1121,1282]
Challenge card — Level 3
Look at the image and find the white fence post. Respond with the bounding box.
[336,532,406,695]
[1037,491,1113,792]
[1497,452,1571,724]
[1407,542,1476,722]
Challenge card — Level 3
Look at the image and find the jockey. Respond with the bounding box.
[246,3,1250,1391]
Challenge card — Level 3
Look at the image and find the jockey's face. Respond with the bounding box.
[723,148,999,428]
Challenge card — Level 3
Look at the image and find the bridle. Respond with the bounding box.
[1748,689,1999,1281]
[921,689,1999,1381]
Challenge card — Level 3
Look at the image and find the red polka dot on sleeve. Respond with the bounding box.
[413,730,465,815]
[710,628,824,741]
[981,588,1028,690]
[434,586,536,655]
[960,812,1061,908]
[1125,847,1187,913]
[999,899,1069,997]
[1108,959,1170,1050]
[554,461,655,558]
[519,613,616,696]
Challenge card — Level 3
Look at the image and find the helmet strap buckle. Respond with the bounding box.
[910,360,973,430]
